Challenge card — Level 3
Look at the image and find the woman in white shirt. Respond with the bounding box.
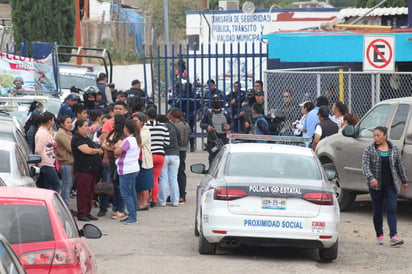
[114,119,142,224]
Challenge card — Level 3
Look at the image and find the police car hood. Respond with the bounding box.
[222,176,327,218]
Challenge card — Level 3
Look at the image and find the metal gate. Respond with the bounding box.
[142,42,267,150]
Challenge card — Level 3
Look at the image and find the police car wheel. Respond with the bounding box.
[319,240,338,262]
[198,217,216,255]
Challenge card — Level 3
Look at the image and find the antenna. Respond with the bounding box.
[242,2,255,14]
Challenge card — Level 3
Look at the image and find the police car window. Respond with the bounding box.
[208,148,225,177]
[53,194,79,238]
[225,152,321,180]
[358,104,391,138]
[390,104,410,140]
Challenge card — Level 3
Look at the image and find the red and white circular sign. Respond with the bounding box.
[363,36,395,71]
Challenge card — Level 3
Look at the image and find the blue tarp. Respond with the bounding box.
[111,4,145,55]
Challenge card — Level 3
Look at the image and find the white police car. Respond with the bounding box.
[191,143,340,261]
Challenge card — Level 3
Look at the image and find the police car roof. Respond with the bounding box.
[226,143,315,157]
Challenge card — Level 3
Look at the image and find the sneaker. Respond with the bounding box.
[179,198,185,205]
[150,202,157,208]
[171,204,179,207]
[159,203,166,207]
[123,220,138,225]
[376,235,384,245]
[390,234,404,246]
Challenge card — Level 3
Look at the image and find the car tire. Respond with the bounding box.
[319,240,338,262]
[198,217,217,255]
[323,163,356,211]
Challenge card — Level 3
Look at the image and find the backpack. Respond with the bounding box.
[264,109,285,135]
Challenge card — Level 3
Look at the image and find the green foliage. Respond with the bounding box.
[0,74,14,88]
[10,0,75,56]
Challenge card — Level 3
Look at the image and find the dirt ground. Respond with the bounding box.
[84,151,412,274]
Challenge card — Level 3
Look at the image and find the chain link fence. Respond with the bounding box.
[264,69,412,119]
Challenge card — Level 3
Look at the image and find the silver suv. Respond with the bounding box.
[316,97,412,211]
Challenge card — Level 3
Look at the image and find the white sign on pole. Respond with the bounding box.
[363,36,395,71]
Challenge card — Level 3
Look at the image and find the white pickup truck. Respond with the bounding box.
[316,97,412,211]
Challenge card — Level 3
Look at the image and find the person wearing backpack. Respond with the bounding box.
[200,94,232,166]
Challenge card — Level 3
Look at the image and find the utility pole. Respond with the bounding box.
[74,0,82,64]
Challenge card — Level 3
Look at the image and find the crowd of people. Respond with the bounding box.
[21,74,361,223]
[188,78,360,165]
[23,74,190,225]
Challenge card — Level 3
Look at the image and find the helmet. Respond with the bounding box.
[84,86,98,94]
[83,86,98,101]
[212,94,221,101]
[14,76,24,84]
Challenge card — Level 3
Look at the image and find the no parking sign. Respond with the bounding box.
[363,36,395,71]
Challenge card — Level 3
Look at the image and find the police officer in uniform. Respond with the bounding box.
[200,94,232,166]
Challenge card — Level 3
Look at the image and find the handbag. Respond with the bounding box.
[95,181,114,196]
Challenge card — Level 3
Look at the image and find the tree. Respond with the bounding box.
[10,0,75,56]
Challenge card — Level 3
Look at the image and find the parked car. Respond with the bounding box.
[316,97,412,211]
[0,120,31,156]
[0,140,41,187]
[0,95,61,127]
[191,143,339,261]
[0,233,26,274]
[0,187,102,273]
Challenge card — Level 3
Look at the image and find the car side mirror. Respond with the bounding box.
[325,169,337,181]
[30,166,40,177]
[190,163,207,174]
[27,154,42,165]
[80,224,102,239]
[342,125,356,137]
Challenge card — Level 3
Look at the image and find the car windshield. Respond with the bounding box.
[0,204,54,244]
[60,73,97,90]
[224,152,321,180]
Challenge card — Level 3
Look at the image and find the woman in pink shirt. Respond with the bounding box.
[35,111,61,192]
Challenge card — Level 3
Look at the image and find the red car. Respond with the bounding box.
[0,187,102,273]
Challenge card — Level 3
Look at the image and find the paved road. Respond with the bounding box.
[82,151,412,274]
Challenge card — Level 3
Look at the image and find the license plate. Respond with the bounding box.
[262,197,286,210]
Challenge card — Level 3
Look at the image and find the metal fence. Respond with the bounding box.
[142,42,267,150]
[264,69,412,119]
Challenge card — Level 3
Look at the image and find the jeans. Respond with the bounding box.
[178,151,187,200]
[61,164,74,206]
[158,155,180,205]
[39,166,61,192]
[119,172,138,222]
[369,184,398,237]
[99,161,116,212]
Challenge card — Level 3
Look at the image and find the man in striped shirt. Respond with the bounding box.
[145,107,170,207]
